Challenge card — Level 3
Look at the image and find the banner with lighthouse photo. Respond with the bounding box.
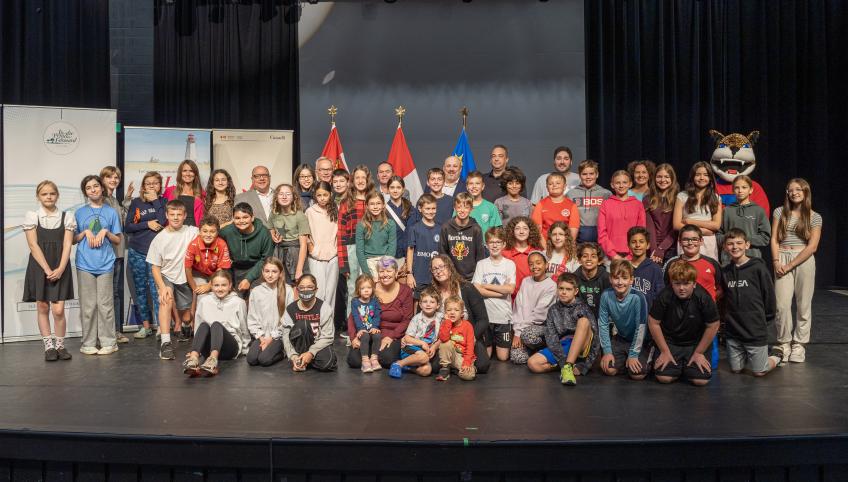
[123,127,212,200]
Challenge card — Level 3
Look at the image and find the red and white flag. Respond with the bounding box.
[321,122,348,171]
[386,123,424,204]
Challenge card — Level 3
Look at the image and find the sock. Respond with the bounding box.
[42,336,54,350]
[161,333,171,345]
[55,337,65,349]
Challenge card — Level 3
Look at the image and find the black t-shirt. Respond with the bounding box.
[649,285,719,346]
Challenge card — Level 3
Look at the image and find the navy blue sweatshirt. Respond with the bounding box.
[124,197,167,255]
[632,258,665,308]
[720,257,776,346]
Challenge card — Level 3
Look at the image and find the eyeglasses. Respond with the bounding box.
[488,240,504,246]
[278,192,293,198]
[299,174,313,179]
[431,265,447,274]
[680,237,701,244]
[252,174,270,179]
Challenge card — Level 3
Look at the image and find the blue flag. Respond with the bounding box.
[452,128,476,182]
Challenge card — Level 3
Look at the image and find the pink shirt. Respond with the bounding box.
[597,196,646,259]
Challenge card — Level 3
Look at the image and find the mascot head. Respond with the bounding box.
[708,129,760,183]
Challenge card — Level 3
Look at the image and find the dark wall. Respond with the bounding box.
[586,0,848,287]
[110,0,154,126]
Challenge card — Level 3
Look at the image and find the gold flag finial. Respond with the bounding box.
[460,106,469,129]
[327,105,338,125]
[395,105,406,125]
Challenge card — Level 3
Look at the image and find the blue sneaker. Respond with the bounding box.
[389,362,403,379]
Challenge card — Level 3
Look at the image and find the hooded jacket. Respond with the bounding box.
[219,218,275,282]
[720,257,776,345]
[597,196,646,259]
[576,264,612,317]
[439,217,485,281]
[633,258,665,308]
[717,202,771,265]
[195,291,250,356]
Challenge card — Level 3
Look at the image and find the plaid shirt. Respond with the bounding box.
[337,199,365,274]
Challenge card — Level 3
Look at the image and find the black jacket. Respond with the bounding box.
[720,257,776,345]
[576,265,611,317]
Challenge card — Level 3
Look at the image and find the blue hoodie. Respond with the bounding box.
[632,258,665,308]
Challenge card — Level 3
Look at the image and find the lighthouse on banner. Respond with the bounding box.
[184,133,197,161]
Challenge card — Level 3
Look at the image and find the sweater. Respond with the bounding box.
[643,198,676,261]
[717,201,771,265]
[219,219,275,282]
[355,218,397,274]
[567,184,613,240]
[304,204,338,261]
[348,284,413,340]
[512,276,557,337]
[720,257,776,345]
[194,292,250,356]
[544,298,599,373]
[124,197,167,255]
[576,265,611,317]
[351,298,382,331]
[439,218,485,281]
[438,318,477,368]
[632,258,665,308]
[597,196,646,259]
[598,288,648,358]
[247,282,291,340]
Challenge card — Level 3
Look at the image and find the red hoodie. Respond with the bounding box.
[597,196,646,259]
[438,318,477,367]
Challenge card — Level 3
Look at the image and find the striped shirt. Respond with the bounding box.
[773,207,822,247]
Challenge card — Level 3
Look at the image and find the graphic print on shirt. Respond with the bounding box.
[451,240,470,260]
[296,310,322,335]
[357,303,377,330]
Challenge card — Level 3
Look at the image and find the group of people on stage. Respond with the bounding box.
[23,145,821,385]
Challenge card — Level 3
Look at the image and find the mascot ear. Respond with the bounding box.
[747,131,760,146]
[708,129,725,143]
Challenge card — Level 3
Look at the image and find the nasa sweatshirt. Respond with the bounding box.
[720,257,776,346]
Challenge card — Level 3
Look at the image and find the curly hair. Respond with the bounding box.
[204,169,235,212]
[545,221,576,261]
[505,216,542,250]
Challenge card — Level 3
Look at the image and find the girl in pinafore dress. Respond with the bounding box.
[23,180,76,361]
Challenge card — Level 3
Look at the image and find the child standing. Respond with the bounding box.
[185,216,233,301]
[472,227,517,361]
[526,273,598,386]
[673,162,722,260]
[293,164,316,209]
[628,227,665,308]
[436,296,477,381]
[386,176,413,272]
[203,169,236,228]
[269,184,310,285]
[494,166,532,226]
[100,166,130,344]
[510,251,557,365]
[305,181,339,312]
[390,287,444,378]
[351,275,382,372]
[406,194,441,300]
[356,191,397,278]
[598,170,646,261]
[23,180,76,361]
[282,274,337,372]
[147,199,200,360]
[598,260,651,380]
[465,171,503,235]
[771,178,821,363]
[567,160,612,243]
[439,193,485,281]
[575,242,611,318]
[531,172,580,247]
[649,260,720,386]
[414,167,454,227]
[502,216,543,297]
[545,222,580,280]
[643,163,679,265]
[74,175,123,356]
[246,258,290,367]
[182,270,249,377]
[718,175,771,265]
[722,229,780,376]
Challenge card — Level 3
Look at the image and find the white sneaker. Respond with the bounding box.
[97,345,119,356]
[133,327,152,339]
[80,346,99,355]
[788,344,806,363]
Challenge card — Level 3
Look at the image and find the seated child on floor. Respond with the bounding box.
[390,287,444,379]
[598,259,651,380]
[436,296,477,382]
[351,274,382,373]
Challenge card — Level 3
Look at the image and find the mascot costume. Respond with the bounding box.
[708,129,770,215]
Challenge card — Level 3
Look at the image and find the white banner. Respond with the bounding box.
[123,127,212,200]
[212,130,294,192]
[2,105,117,342]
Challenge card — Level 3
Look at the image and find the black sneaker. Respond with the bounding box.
[175,329,190,343]
[56,347,72,360]
[160,342,175,360]
[45,348,58,362]
[436,367,451,381]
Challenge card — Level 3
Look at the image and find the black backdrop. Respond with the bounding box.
[586,0,848,287]
[0,0,110,108]
[153,0,299,140]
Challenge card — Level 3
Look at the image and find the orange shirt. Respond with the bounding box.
[184,236,232,277]
[531,196,580,242]
[438,318,477,367]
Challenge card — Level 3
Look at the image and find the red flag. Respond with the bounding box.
[321,123,348,171]
[386,123,424,203]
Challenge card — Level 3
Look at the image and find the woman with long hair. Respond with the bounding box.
[673,161,722,260]
[164,159,205,227]
[643,163,680,264]
[204,169,236,228]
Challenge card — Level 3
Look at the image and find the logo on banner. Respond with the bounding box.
[43,122,79,154]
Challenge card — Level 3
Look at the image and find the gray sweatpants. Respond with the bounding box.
[77,270,117,349]
[775,250,816,354]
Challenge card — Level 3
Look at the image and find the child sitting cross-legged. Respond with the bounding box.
[436,296,477,382]
[389,287,444,379]
[598,259,651,380]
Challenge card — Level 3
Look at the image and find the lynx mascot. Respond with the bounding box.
[708,129,770,214]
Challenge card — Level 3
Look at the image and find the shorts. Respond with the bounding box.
[412,282,431,301]
[489,323,513,348]
[539,331,594,366]
[400,344,429,360]
[654,342,712,381]
[609,334,653,376]
[726,338,770,373]
[162,278,193,311]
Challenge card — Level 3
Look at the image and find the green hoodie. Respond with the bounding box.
[220,219,275,282]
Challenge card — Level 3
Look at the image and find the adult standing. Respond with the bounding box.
[315,157,335,184]
[347,257,413,369]
[438,156,467,197]
[429,254,492,373]
[483,145,525,203]
[235,165,273,227]
[530,146,581,204]
[377,162,409,200]
[163,160,205,227]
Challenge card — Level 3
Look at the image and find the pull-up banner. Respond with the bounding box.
[2,105,117,342]
[212,130,294,192]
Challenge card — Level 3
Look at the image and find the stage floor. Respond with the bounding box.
[1,290,847,444]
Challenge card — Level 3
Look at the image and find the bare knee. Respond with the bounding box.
[51,303,65,318]
[656,375,676,384]
[415,364,432,377]
[36,301,49,315]
[602,365,618,376]
[527,355,550,373]
[690,378,710,386]
[752,371,768,377]
[629,373,646,381]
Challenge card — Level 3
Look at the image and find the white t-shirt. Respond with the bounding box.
[443,182,460,197]
[146,225,199,284]
[677,191,720,221]
[22,207,77,231]
[472,257,516,324]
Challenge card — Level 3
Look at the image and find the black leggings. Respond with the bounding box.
[191,322,239,360]
[347,338,401,369]
[246,338,285,367]
[356,332,383,357]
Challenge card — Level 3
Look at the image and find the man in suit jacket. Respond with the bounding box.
[235,165,273,227]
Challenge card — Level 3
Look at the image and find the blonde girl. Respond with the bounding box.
[305,181,339,311]
[771,178,821,363]
[246,257,291,367]
[545,221,580,280]
[268,183,310,285]
[355,191,397,278]
[673,161,722,260]
[598,170,646,261]
[23,181,76,361]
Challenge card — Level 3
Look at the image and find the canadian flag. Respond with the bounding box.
[386,123,424,204]
[321,122,348,171]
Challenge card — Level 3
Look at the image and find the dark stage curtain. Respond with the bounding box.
[153,0,299,137]
[586,0,848,286]
[0,0,110,107]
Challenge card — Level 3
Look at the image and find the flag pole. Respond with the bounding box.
[460,106,468,130]
[395,105,406,127]
[328,105,338,126]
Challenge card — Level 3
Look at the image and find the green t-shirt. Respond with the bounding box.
[471,199,503,235]
[268,211,310,242]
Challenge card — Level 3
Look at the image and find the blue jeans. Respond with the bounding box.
[127,248,159,327]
